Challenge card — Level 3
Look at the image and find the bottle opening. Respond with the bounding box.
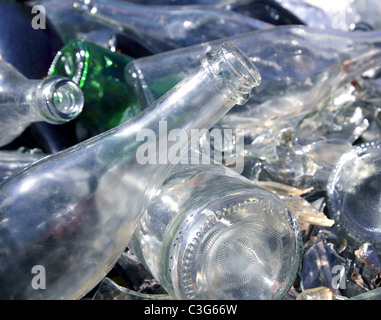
[220,42,262,88]
[52,81,83,116]
[38,76,84,124]
[201,42,261,106]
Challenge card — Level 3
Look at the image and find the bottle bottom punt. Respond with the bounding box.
[166,191,302,300]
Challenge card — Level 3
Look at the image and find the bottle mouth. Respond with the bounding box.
[38,76,84,124]
[201,42,261,106]
[168,191,301,300]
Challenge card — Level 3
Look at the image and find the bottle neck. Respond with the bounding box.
[32,76,84,124]
[0,60,83,125]
[118,42,260,163]
[85,42,260,212]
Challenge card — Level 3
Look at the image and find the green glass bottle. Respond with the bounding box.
[48,41,141,140]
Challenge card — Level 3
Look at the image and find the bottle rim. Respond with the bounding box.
[167,190,302,300]
[201,42,261,106]
[37,76,84,124]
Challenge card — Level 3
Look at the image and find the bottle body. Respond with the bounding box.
[0,60,84,147]
[231,0,306,26]
[0,148,46,182]
[73,0,271,54]
[275,0,381,31]
[48,41,140,140]
[125,25,381,152]
[129,151,302,300]
[0,43,260,299]
[42,0,118,49]
[327,140,381,251]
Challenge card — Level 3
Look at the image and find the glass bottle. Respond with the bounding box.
[119,0,252,6]
[39,0,118,49]
[119,0,305,26]
[0,42,261,300]
[129,150,302,300]
[73,0,272,54]
[0,60,84,148]
[326,139,381,252]
[231,0,306,26]
[48,41,140,140]
[124,25,381,152]
[275,0,381,31]
[0,2,77,153]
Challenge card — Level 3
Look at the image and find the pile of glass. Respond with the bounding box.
[0,0,380,300]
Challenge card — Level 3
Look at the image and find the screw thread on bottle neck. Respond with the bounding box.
[201,42,261,106]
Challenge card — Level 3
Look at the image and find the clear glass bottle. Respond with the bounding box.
[0,60,84,148]
[129,151,302,300]
[231,0,306,26]
[0,42,261,300]
[119,0,252,6]
[119,0,306,26]
[48,41,140,140]
[39,0,118,49]
[73,0,271,54]
[275,0,381,31]
[326,139,381,252]
[124,25,381,151]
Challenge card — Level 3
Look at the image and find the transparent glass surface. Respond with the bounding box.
[0,148,46,182]
[73,0,271,54]
[118,0,253,6]
[0,43,260,299]
[276,0,381,31]
[92,277,172,300]
[40,0,119,48]
[49,41,139,140]
[0,60,83,147]
[129,151,301,300]
[327,140,381,251]
[125,25,381,153]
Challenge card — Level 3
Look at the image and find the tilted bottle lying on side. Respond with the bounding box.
[0,42,261,299]
[73,0,272,54]
[0,60,84,148]
[275,0,381,31]
[129,150,302,300]
[124,25,381,154]
[48,41,140,140]
[327,139,381,252]
[40,0,118,49]
[114,0,305,26]
[229,0,306,26]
